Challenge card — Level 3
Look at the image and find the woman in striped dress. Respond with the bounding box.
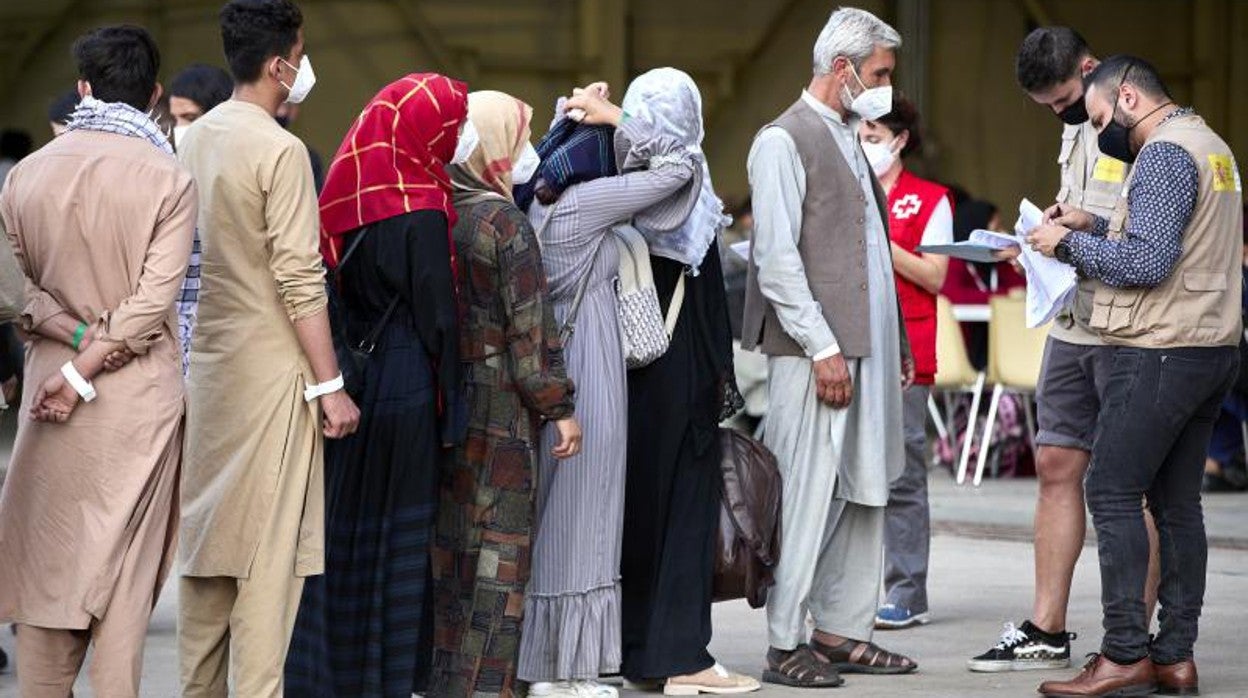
[515,83,703,698]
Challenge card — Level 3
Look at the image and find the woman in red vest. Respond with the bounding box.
[860,94,952,631]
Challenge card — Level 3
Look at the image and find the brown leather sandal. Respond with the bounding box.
[810,637,918,675]
[761,645,845,688]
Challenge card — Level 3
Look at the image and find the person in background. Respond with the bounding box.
[429,89,580,698]
[720,197,751,339]
[169,63,233,146]
[514,80,701,698]
[1203,212,1248,492]
[285,73,468,697]
[177,2,359,696]
[47,89,80,137]
[275,101,325,191]
[0,126,33,402]
[743,7,916,688]
[859,92,951,631]
[939,199,1025,369]
[721,198,768,435]
[166,65,230,376]
[1027,54,1242,698]
[618,68,758,696]
[970,29,1161,673]
[0,24,194,695]
[0,130,32,190]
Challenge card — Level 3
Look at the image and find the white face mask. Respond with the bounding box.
[280,55,316,105]
[862,138,898,177]
[511,142,540,185]
[451,120,480,165]
[843,62,893,121]
[173,125,190,150]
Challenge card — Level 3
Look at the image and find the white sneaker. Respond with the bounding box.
[575,680,619,698]
[528,680,619,698]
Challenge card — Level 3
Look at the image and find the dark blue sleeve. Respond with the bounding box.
[1066,141,1199,288]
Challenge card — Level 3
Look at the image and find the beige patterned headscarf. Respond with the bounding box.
[450,90,534,202]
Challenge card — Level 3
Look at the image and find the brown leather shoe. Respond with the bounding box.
[1037,654,1156,697]
[1155,659,1199,695]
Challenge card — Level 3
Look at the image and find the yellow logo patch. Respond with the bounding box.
[1092,157,1127,183]
[1209,154,1242,193]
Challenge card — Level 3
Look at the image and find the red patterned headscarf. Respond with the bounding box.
[319,73,469,269]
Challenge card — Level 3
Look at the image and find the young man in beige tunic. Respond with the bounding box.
[177,2,359,696]
[0,26,195,696]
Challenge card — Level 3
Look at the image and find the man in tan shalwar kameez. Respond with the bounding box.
[0,26,195,697]
[177,2,359,697]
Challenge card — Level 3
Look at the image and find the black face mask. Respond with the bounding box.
[1098,113,1134,163]
[1058,98,1089,125]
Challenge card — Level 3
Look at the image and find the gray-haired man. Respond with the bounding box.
[743,6,917,689]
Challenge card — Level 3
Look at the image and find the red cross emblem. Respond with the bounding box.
[892,194,922,220]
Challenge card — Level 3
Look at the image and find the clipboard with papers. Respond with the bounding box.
[917,230,1019,263]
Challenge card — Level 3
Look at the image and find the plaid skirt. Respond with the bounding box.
[285,323,444,697]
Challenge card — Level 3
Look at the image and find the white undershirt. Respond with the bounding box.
[919,196,954,247]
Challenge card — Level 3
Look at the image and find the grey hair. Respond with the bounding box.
[812,7,902,76]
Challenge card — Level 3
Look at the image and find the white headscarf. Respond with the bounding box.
[621,68,731,274]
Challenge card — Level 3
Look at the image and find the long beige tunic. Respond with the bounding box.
[0,130,195,628]
[179,100,328,579]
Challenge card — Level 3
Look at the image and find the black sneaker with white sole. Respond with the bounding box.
[967,620,1075,672]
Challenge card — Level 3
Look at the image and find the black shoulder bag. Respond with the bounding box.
[327,227,401,398]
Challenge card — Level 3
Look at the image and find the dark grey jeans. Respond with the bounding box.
[883,385,931,613]
[1085,345,1238,665]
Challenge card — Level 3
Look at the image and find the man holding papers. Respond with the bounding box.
[1028,55,1242,698]
[967,27,1149,675]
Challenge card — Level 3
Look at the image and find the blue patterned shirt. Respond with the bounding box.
[1066,109,1200,288]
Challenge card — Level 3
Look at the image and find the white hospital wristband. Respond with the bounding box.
[304,373,345,402]
[60,361,97,403]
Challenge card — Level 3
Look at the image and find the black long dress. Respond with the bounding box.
[286,210,465,697]
[621,248,739,680]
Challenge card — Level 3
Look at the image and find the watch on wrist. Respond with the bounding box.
[1054,240,1074,264]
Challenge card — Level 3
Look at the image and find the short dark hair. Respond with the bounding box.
[1084,54,1172,106]
[170,63,234,112]
[71,25,160,111]
[47,89,81,125]
[0,130,32,160]
[874,92,922,158]
[220,0,303,84]
[1015,26,1090,93]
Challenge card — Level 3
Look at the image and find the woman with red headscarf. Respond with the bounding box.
[285,73,470,697]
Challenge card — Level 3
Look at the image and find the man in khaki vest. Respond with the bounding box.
[1029,55,1242,697]
[743,7,915,689]
[969,26,1160,675]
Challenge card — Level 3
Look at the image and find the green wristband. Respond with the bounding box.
[72,322,87,351]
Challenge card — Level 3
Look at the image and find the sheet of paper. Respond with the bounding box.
[730,240,750,260]
[968,229,1020,249]
[1013,198,1077,327]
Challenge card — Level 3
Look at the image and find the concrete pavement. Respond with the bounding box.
[2,532,1247,697]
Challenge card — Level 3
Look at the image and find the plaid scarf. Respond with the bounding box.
[69,96,200,376]
[514,112,617,212]
[67,96,173,154]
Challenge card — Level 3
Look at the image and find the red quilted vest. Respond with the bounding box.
[887,170,951,386]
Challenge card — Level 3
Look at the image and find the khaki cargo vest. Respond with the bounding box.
[1090,113,1243,349]
[741,98,893,359]
[1050,121,1132,345]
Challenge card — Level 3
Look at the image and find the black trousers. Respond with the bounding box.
[1085,345,1237,665]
